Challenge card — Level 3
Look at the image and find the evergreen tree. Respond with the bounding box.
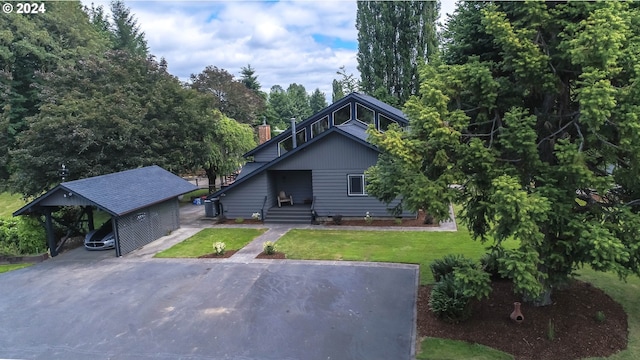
[240,64,261,93]
[356,0,439,105]
[309,88,328,113]
[286,83,311,120]
[367,1,640,306]
[331,79,344,103]
[110,0,148,57]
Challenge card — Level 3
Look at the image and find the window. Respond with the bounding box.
[311,116,330,138]
[278,129,307,156]
[356,103,374,126]
[333,104,351,126]
[347,174,366,196]
[378,114,398,132]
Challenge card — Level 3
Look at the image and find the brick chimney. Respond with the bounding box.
[258,119,271,144]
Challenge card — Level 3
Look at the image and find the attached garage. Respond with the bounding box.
[13,166,198,257]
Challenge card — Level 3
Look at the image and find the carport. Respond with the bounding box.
[13,165,198,257]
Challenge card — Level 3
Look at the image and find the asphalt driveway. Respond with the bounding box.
[0,249,418,360]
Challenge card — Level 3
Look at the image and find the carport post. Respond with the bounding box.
[44,209,58,257]
[113,217,121,257]
[86,207,95,231]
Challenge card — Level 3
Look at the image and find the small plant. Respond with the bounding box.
[394,218,403,225]
[235,217,244,224]
[364,211,373,224]
[263,241,276,255]
[547,319,555,341]
[595,311,606,323]
[213,241,226,256]
[252,212,261,220]
[332,214,343,225]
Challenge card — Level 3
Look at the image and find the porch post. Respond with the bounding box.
[44,208,58,257]
[86,206,95,231]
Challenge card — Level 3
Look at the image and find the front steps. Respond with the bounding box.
[264,205,312,224]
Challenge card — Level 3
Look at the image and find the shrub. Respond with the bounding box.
[480,247,506,279]
[0,216,46,256]
[213,242,226,255]
[263,241,276,255]
[429,254,476,282]
[332,214,342,225]
[394,218,403,225]
[595,311,606,323]
[234,217,244,224]
[429,256,492,323]
[252,212,261,220]
[428,274,472,323]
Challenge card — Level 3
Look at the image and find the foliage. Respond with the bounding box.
[198,111,256,193]
[0,1,111,186]
[428,258,492,323]
[332,66,359,102]
[154,228,265,258]
[428,274,471,323]
[234,218,244,224]
[9,50,204,197]
[309,88,328,114]
[190,65,266,125]
[263,241,276,255]
[480,247,506,280]
[213,241,226,256]
[369,1,640,306]
[0,216,46,255]
[595,310,606,323]
[547,320,556,341]
[109,0,148,57]
[356,1,439,105]
[429,254,475,282]
[240,64,262,93]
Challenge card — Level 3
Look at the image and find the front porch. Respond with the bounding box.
[264,203,312,224]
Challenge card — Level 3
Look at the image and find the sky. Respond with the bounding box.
[82,0,459,99]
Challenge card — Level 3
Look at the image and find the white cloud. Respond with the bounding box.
[81,0,455,101]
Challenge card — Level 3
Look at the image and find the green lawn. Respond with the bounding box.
[0,263,32,273]
[417,338,513,360]
[276,229,517,284]
[154,228,266,258]
[0,192,26,217]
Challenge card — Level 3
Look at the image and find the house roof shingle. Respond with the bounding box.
[14,165,198,217]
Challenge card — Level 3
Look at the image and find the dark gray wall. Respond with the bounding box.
[253,143,279,162]
[218,172,268,219]
[271,170,313,206]
[117,198,180,255]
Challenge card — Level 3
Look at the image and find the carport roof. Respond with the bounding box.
[14,165,198,217]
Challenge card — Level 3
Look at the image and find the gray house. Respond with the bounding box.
[210,92,415,223]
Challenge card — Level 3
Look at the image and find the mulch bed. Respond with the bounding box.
[197,250,238,258]
[255,251,286,259]
[322,209,438,227]
[417,279,628,360]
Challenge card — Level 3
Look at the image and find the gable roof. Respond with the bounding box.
[210,123,377,198]
[245,92,407,157]
[14,165,198,217]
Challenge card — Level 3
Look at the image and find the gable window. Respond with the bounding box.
[347,174,367,196]
[311,116,330,138]
[278,129,307,156]
[333,104,351,126]
[378,114,399,132]
[356,103,374,126]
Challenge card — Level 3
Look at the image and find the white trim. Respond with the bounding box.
[347,174,367,196]
[332,103,351,126]
[378,114,398,132]
[311,116,330,138]
[278,128,307,157]
[355,102,375,126]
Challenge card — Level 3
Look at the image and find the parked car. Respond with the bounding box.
[84,219,115,250]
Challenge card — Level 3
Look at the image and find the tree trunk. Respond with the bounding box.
[204,167,217,194]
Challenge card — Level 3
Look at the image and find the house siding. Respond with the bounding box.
[252,142,279,162]
[218,172,268,219]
